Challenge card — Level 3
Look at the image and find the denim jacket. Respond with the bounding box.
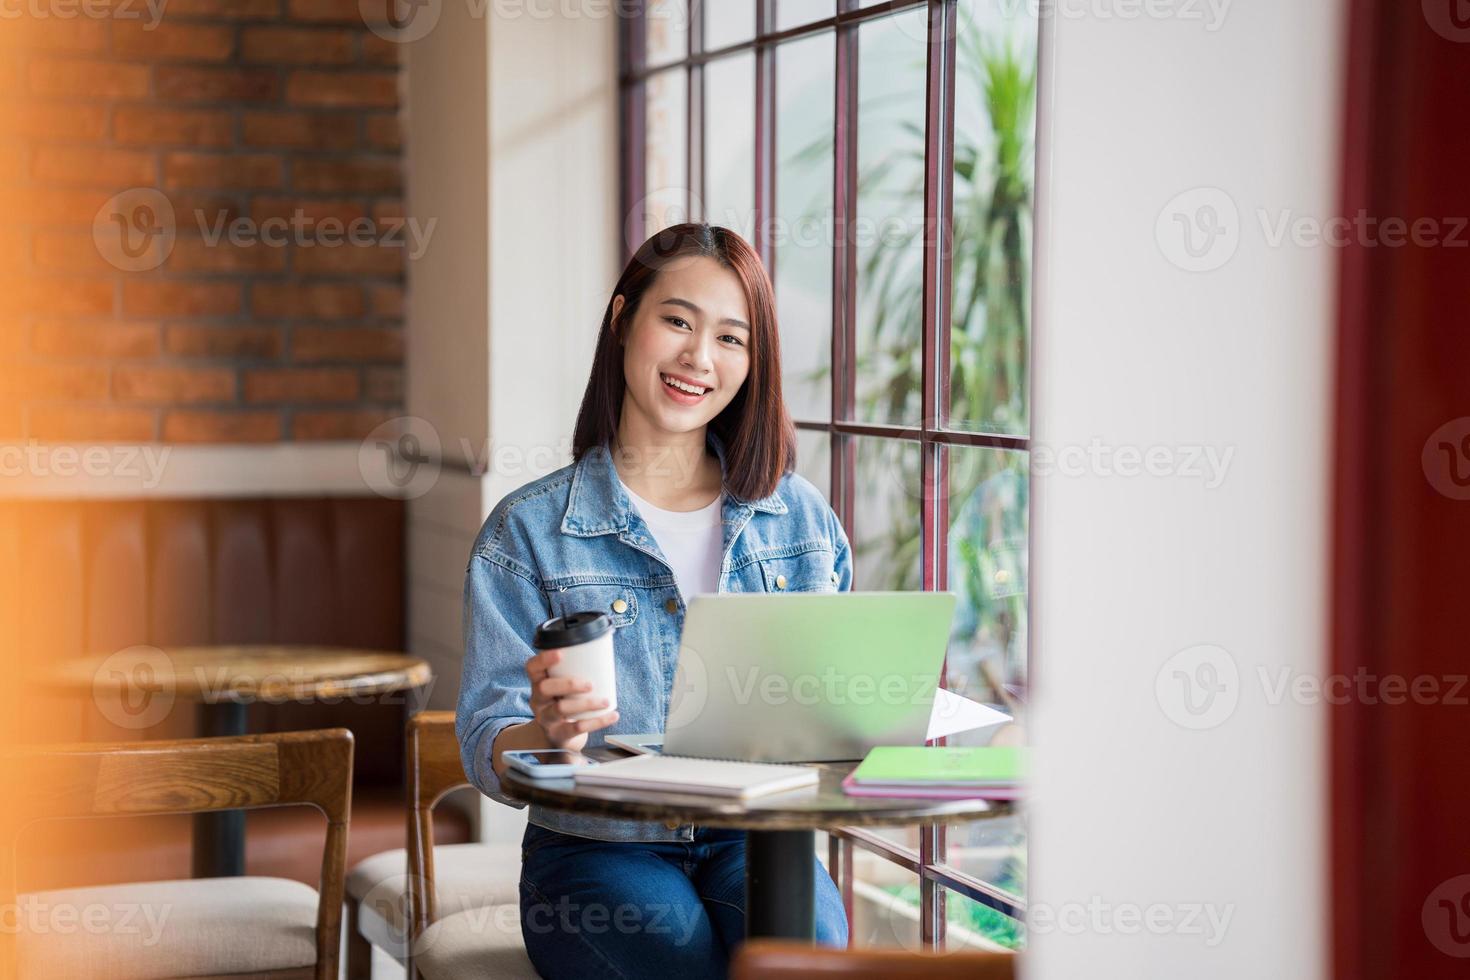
[457,430,853,842]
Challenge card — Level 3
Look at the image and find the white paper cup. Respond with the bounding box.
[534,612,618,721]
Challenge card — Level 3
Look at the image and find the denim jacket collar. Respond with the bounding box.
[561,429,786,538]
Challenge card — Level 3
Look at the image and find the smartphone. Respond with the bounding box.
[503,748,599,779]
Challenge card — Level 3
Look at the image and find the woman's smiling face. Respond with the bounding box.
[613,255,752,437]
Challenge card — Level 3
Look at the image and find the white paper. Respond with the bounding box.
[925,688,1013,741]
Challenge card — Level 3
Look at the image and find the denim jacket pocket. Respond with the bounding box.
[754,545,839,593]
[541,579,640,628]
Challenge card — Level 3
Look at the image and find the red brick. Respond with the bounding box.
[114,107,233,147]
[241,111,357,149]
[28,59,150,99]
[241,26,354,64]
[285,70,397,108]
[164,0,280,16]
[363,366,402,402]
[114,22,234,61]
[31,321,161,359]
[170,194,246,231]
[252,282,364,319]
[292,325,401,362]
[293,242,403,277]
[0,363,110,399]
[293,158,399,193]
[367,284,402,317]
[10,188,112,227]
[362,113,401,150]
[291,409,391,439]
[289,0,387,23]
[0,279,113,317]
[0,143,24,184]
[0,103,108,141]
[31,231,114,275]
[0,18,107,53]
[164,153,282,191]
[155,66,280,103]
[165,324,282,358]
[250,197,367,226]
[165,238,288,274]
[29,406,157,442]
[243,367,357,402]
[361,35,402,67]
[163,409,280,442]
[114,366,235,403]
[122,280,242,317]
[31,147,155,188]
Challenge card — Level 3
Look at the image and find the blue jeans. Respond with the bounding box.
[518,822,848,979]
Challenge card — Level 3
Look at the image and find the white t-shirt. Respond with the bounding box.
[619,478,725,600]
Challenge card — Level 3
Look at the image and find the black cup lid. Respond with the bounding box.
[533,611,613,649]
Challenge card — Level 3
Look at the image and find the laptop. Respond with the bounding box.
[606,591,957,763]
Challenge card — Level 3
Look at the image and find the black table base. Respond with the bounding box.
[191,700,249,878]
[745,829,816,940]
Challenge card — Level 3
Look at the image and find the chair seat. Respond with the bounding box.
[17,876,319,980]
[347,842,522,959]
[412,904,539,980]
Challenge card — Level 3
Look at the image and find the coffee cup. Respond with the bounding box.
[533,611,618,721]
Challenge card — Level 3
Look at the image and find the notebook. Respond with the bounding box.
[842,746,1024,800]
[573,754,820,799]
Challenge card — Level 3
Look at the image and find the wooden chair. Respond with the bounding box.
[731,939,1017,980]
[343,710,531,980]
[1,728,353,980]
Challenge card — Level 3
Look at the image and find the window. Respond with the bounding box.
[621,0,1035,950]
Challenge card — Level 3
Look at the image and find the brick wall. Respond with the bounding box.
[0,0,407,444]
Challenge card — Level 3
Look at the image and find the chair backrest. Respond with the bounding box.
[730,939,1017,980]
[0,728,354,980]
[404,710,472,943]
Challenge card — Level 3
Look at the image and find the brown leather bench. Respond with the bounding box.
[1,496,469,892]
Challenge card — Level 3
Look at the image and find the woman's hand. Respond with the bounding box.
[525,648,620,751]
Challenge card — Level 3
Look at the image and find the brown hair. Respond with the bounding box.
[572,223,796,502]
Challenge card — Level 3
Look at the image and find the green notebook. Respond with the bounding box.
[850,746,1024,787]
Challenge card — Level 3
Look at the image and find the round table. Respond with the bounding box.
[47,644,433,878]
[502,752,1012,941]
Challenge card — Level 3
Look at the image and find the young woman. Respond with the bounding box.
[457,223,851,978]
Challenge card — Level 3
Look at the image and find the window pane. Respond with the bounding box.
[852,437,921,592]
[775,31,834,422]
[703,52,755,241]
[947,0,1037,437]
[776,0,831,31]
[941,826,1027,950]
[795,428,830,500]
[704,0,754,49]
[945,445,1028,697]
[644,68,689,236]
[854,8,928,426]
[646,0,689,68]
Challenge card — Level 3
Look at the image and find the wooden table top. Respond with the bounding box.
[43,645,433,703]
[502,749,1014,832]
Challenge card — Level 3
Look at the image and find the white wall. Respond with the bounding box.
[1027,3,1341,979]
[403,4,619,842]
